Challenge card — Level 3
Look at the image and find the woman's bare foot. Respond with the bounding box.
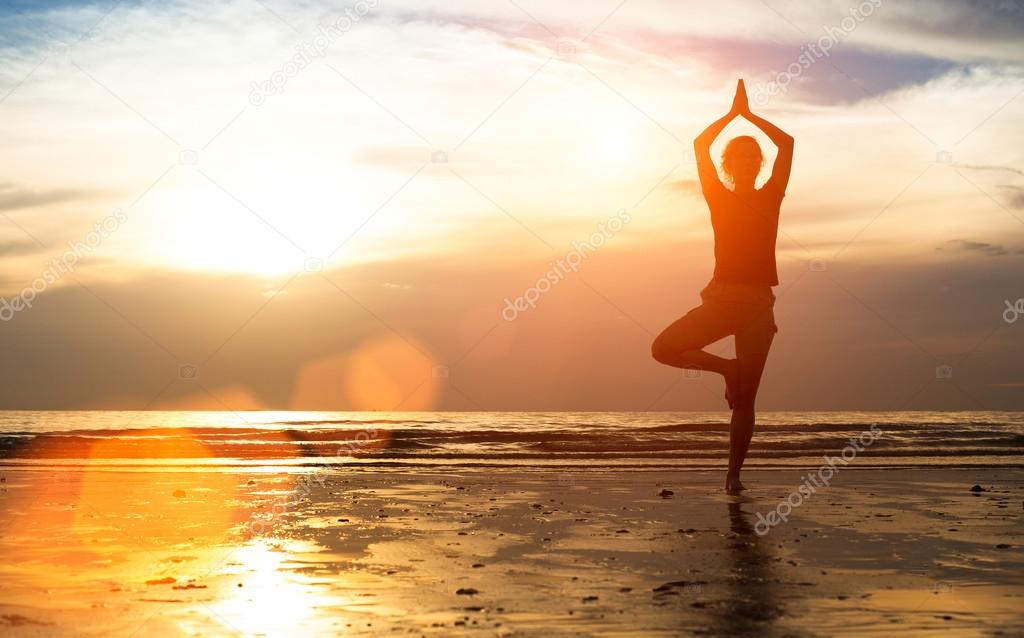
[724,358,741,409]
[725,475,747,494]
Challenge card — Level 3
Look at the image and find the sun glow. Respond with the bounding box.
[202,541,351,637]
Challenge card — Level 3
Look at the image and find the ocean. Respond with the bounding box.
[0,411,1021,469]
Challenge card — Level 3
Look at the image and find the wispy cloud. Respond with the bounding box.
[0,183,98,213]
[998,185,1024,210]
[938,238,1008,256]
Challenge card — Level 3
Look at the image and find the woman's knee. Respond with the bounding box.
[651,335,672,364]
[736,355,768,407]
[734,393,757,410]
[651,332,690,364]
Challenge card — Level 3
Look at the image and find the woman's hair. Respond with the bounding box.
[720,135,765,183]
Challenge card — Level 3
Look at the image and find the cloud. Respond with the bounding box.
[938,239,1007,256]
[997,185,1024,210]
[0,239,44,257]
[951,167,1024,212]
[872,0,1024,61]
[0,183,98,213]
[2,239,1023,410]
[955,164,1024,178]
[665,179,702,196]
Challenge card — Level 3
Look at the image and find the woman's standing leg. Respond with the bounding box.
[726,304,777,493]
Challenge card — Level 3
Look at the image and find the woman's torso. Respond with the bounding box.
[705,181,783,287]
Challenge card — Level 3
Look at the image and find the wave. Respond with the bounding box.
[1,418,1021,463]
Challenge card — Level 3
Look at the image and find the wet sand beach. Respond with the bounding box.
[0,466,1022,637]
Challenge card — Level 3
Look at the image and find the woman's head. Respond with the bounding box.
[720,136,764,186]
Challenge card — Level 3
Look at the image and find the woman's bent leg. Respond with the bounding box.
[651,303,734,376]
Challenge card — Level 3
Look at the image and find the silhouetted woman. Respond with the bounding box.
[651,79,794,494]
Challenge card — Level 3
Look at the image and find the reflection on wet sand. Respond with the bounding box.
[193,540,359,636]
[715,499,782,636]
[0,468,1022,636]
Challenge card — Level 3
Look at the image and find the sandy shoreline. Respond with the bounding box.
[1,466,1022,636]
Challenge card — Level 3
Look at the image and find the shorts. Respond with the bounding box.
[659,280,779,356]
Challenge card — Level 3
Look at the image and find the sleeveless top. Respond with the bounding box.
[702,177,784,287]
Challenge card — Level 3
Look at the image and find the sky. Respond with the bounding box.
[0,0,1022,411]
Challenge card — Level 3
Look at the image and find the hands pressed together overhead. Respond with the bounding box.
[729,78,752,118]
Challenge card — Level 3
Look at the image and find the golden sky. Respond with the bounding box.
[1,0,1022,410]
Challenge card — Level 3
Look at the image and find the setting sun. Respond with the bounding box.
[1,0,1022,636]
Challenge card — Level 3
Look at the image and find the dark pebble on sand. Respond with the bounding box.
[455,588,478,596]
[995,543,1011,549]
[582,596,599,602]
[969,485,986,493]
[658,489,674,498]
[653,581,691,592]
[472,563,485,568]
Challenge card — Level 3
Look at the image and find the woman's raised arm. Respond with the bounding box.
[743,102,794,194]
[694,104,739,195]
